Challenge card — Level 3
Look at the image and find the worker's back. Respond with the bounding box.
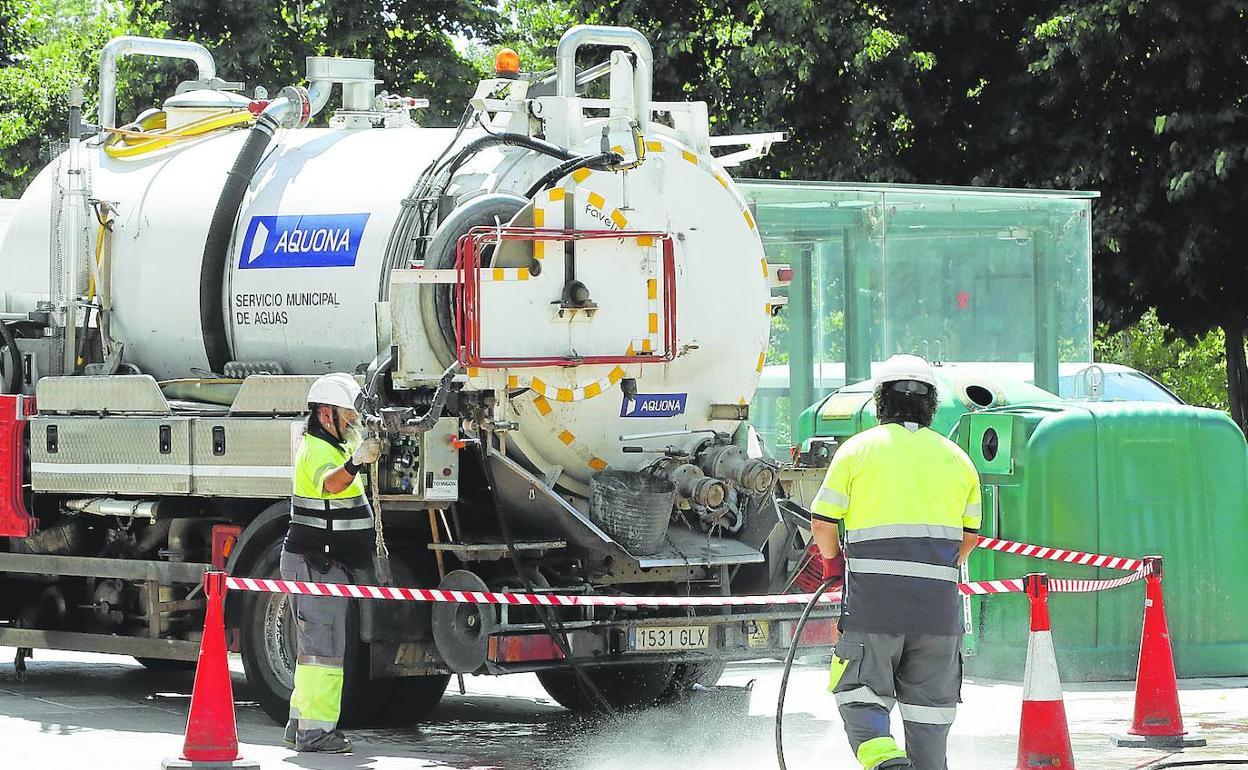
[816,421,981,635]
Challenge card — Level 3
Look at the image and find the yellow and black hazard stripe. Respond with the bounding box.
[505,365,627,403]
[529,392,611,472]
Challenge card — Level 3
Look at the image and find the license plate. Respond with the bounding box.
[630,625,710,652]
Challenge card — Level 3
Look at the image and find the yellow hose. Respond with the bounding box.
[103,109,255,159]
[78,221,107,368]
[86,220,105,301]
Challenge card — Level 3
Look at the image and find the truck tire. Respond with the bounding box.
[661,660,727,700]
[237,537,394,726]
[375,674,452,726]
[536,662,676,713]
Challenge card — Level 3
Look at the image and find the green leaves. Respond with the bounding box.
[0,0,501,197]
[0,0,134,197]
[1034,13,1073,39]
[858,26,902,65]
[1095,310,1230,410]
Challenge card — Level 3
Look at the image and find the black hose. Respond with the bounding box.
[523,152,622,199]
[477,436,619,717]
[381,107,475,275]
[199,116,278,374]
[775,577,839,770]
[439,132,579,176]
[382,121,583,280]
[406,362,459,432]
[0,321,22,395]
[73,304,94,373]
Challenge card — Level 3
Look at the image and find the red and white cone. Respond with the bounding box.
[1113,556,1206,748]
[1016,573,1077,770]
[162,571,259,769]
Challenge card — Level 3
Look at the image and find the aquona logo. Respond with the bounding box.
[621,393,688,418]
[240,213,370,269]
[272,225,353,255]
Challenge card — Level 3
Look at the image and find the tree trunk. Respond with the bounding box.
[1224,322,1248,433]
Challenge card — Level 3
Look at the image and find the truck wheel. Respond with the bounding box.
[661,660,727,700]
[237,539,394,726]
[375,674,452,726]
[536,662,676,713]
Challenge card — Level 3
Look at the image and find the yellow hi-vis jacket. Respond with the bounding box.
[812,422,981,634]
[286,426,375,565]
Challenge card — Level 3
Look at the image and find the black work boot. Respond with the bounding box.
[283,719,297,746]
[294,728,353,754]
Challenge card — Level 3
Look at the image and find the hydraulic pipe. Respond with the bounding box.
[555,26,653,128]
[98,36,216,129]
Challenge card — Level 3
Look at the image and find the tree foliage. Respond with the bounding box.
[0,0,134,197]
[529,0,1248,425]
[0,0,499,197]
[1017,1,1248,427]
[1095,310,1228,410]
[143,0,500,124]
[3,0,1246,422]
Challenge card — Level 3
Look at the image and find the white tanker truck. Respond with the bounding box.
[0,26,831,722]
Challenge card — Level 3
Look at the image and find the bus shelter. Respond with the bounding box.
[741,180,1097,453]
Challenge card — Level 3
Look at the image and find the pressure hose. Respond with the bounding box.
[199,86,312,374]
[523,151,622,199]
[775,577,840,770]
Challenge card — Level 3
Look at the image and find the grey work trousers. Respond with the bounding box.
[830,630,962,770]
[280,550,352,735]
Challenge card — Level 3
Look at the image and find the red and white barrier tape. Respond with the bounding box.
[1049,568,1152,594]
[959,565,1150,596]
[224,576,843,607]
[958,578,1026,596]
[223,535,1151,605]
[975,535,1143,573]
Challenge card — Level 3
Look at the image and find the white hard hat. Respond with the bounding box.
[307,373,361,411]
[875,354,937,389]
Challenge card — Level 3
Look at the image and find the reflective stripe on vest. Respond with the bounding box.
[844,523,963,544]
[292,494,370,511]
[847,557,961,583]
[289,512,376,531]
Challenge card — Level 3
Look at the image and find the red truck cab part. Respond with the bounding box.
[0,394,34,538]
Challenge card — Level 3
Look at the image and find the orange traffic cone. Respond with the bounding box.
[1016,573,1077,770]
[1113,556,1206,748]
[162,571,259,769]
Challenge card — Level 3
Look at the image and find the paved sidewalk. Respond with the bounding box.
[1,649,1244,769]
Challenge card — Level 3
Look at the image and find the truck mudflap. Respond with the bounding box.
[0,394,34,538]
[479,609,840,674]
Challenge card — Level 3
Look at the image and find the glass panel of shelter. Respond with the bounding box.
[740,180,1094,456]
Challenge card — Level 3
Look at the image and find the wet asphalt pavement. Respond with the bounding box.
[1,649,1245,769]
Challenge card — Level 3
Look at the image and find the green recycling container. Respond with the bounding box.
[955,401,1248,679]
[795,367,1060,447]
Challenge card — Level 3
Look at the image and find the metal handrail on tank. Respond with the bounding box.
[98,36,217,129]
[556,25,653,128]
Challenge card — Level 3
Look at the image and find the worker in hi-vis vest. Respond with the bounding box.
[282,373,382,754]
[811,354,981,770]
